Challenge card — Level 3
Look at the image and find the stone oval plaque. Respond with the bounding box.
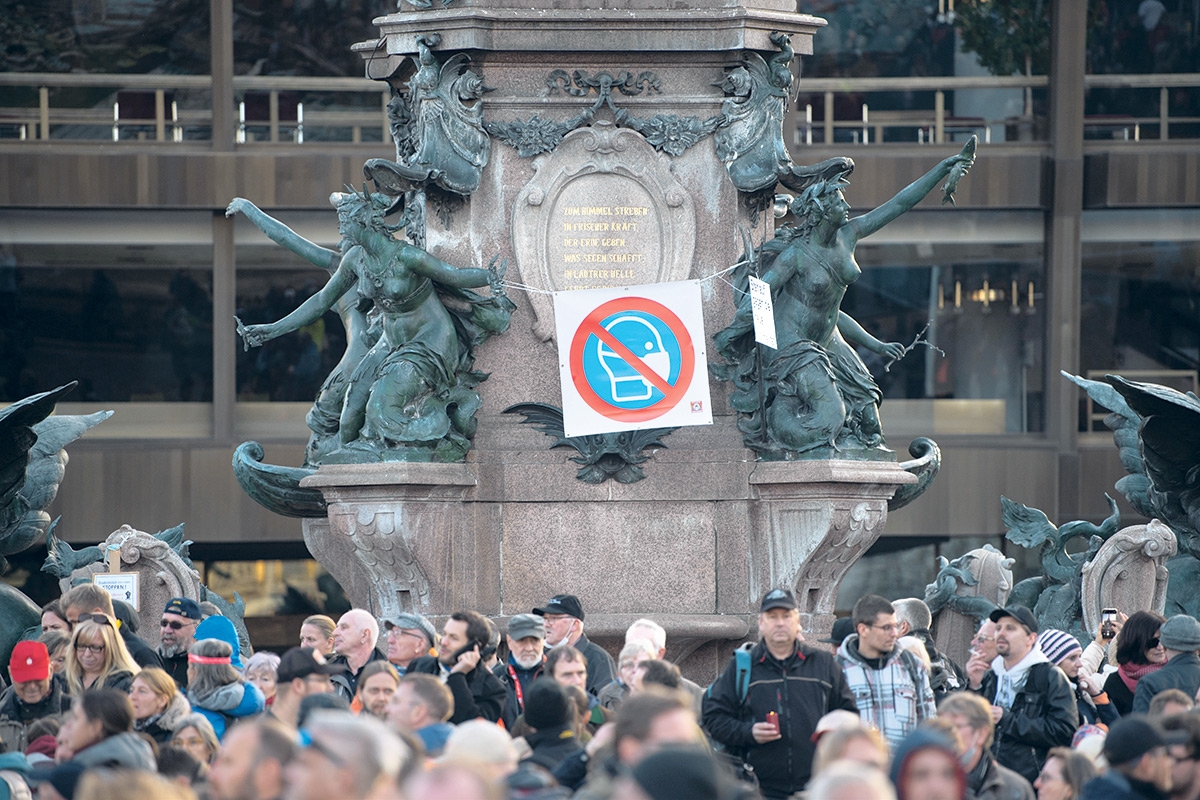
[512,122,696,341]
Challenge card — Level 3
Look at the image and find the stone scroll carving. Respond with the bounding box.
[511,122,696,341]
[926,544,1014,665]
[1081,520,1177,635]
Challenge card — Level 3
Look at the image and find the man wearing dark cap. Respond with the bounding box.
[820,617,855,654]
[269,647,341,729]
[382,612,437,676]
[702,588,857,799]
[495,614,547,729]
[1133,614,1200,714]
[970,605,1077,784]
[1080,714,1186,799]
[158,597,203,688]
[533,594,615,696]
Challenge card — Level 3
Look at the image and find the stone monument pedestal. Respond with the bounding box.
[301,453,915,675]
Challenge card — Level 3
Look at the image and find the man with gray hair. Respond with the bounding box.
[383,612,437,675]
[283,710,411,800]
[329,609,386,701]
[623,617,703,710]
[893,596,964,700]
[495,613,546,728]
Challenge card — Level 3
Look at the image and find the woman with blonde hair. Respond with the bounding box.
[64,616,139,695]
[299,614,337,657]
[129,667,191,743]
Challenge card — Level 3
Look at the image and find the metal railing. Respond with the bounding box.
[1,71,1197,145]
[0,73,390,143]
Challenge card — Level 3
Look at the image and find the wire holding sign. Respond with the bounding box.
[554,281,712,438]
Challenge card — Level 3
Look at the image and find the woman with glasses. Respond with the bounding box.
[64,616,140,696]
[129,666,192,744]
[1102,609,1168,716]
[1033,747,1096,800]
[170,712,220,764]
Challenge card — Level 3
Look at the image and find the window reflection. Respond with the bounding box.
[850,241,1045,433]
[0,245,213,402]
[235,269,346,402]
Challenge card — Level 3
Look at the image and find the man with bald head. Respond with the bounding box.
[329,609,387,701]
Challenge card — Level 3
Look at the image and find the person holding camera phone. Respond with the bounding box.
[405,610,506,724]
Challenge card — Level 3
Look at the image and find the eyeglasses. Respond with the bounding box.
[75,613,113,626]
[869,624,898,633]
[75,642,105,654]
[972,633,994,643]
[161,619,194,630]
[1148,637,1162,649]
[388,628,427,642]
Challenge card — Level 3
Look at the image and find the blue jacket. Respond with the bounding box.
[192,681,265,739]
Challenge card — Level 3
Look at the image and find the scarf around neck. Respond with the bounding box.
[1118,660,1165,693]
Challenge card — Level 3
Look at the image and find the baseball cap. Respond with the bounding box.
[533,594,585,621]
[989,605,1039,634]
[163,597,203,620]
[508,614,545,641]
[1104,714,1188,766]
[10,640,50,683]
[760,588,798,613]
[383,612,438,648]
[277,646,342,683]
[819,617,855,644]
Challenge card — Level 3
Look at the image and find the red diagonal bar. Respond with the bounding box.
[582,318,674,396]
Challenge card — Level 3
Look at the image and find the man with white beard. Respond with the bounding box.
[157,597,202,689]
[495,614,546,728]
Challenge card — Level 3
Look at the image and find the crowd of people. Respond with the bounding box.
[2,583,1200,800]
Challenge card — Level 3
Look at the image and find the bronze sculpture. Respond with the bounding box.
[233,188,513,463]
[713,138,975,458]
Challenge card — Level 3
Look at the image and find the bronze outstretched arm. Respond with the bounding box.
[236,257,357,350]
[226,197,338,271]
[849,139,975,242]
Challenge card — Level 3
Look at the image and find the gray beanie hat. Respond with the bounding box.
[1159,614,1200,652]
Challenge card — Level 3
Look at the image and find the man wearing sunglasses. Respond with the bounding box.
[158,597,203,689]
[60,584,163,670]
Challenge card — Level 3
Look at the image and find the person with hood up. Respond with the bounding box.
[967,606,1078,784]
[185,636,264,740]
[56,688,156,771]
[889,726,969,800]
[517,678,585,788]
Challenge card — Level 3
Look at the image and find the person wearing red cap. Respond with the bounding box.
[0,640,68,753]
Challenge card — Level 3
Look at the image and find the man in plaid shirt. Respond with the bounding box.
[836,594,936,749]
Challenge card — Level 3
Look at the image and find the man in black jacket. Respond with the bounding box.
[532,594,616,696]
[405,609,506,724]
[701,588,858,799]
[968,605,1078,785]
